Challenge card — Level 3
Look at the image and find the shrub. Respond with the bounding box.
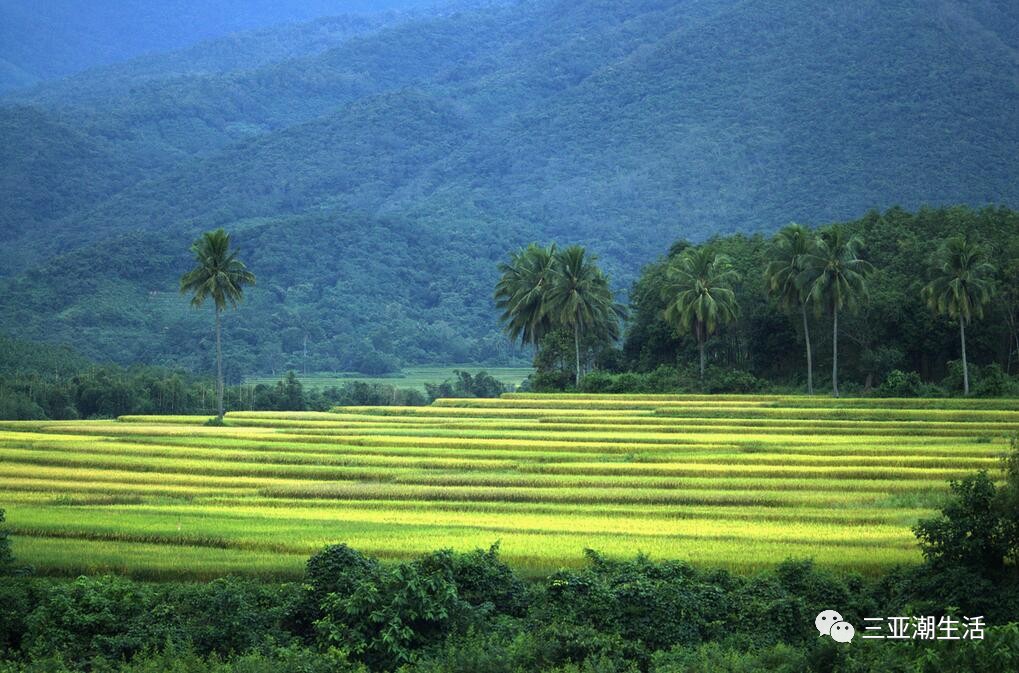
[651,642,808,673]
[314,555,468,669]
[0,578,33,655]
[874,370,924,397]
[401,623,534,673]
[416,546,528,617]
[577,371,617,393]
[159,577,300,656]
[22,575,161,667]
[0,393,45,420]
[973,363,1019,397]
[0,510,11,574]
[834,624,1019,673]
[290,544,381,639]
[305,544,380,599]
[530,370,575,392]
[425,371,507,400]
[914,472,1009,574]
[701,368,764,394]
[0,643,368,673]
[578,366,684,394]
[532,552,729,664]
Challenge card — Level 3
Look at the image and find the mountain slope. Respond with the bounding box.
[0,0,458,92]
[0,0,1017,371]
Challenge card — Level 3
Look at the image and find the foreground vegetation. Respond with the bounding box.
[1,394,1014,577]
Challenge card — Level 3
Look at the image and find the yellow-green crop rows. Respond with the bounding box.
[0,393,1014,580]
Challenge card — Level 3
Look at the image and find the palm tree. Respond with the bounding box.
[494,243,558,349]
[544,245,622,386]
[921,236,996,395]
[798,227,873,397]
[180,229,256,421]
[765,223,817,393]
[661,247,740,382]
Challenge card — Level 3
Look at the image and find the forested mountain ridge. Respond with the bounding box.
[1,0,1017,373]
[0,0,460,92]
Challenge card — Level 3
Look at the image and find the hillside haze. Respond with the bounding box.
[1,0,1017,375]
[0,0,459,92]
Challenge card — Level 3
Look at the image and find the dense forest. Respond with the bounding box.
[0,0,458,92]
[523,206,1019,396]
[1,0,1017,372]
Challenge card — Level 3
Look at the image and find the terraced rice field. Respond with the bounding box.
[0,393,1014,580]
[244,366,533,392]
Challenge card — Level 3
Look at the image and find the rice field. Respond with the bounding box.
[243,366,532,391]
[0,393,1013,580]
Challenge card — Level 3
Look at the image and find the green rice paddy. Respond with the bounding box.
[0,393,1013,580]
[243,366,532,391]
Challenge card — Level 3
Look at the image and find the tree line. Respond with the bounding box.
[0,366,513,421]
[497,206,1018,396]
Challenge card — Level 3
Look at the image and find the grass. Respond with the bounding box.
[243,366,533,392]
[0,393,1012,579]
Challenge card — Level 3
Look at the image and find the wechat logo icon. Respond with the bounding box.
[816,610,855,643]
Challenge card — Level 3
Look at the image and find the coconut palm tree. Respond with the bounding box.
[661,247,740,383]
[180,229,256,421]
[544,245,622,386]
[765,223,818,393]
[494,243,558,349]
[798,227,873,397]
[921,236,996,395]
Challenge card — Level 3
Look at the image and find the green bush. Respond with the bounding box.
[579,366,685,394]
[416,546,528,617]
[0,510,11,574]
[701,368,765,394]
[22,575,160,667]
[914,472,1010,574]
[651,642,808,673]
[159,578,300,656]
[291,544,381,640]
[941,361,1019,397]
[314,556,467,669]
[399,624,533,673]
[0,393,45,420]
[425,371,507,400]
[0,643,367,673]
[532,553,728,664]
[305,544,380,600]
[0,579,33,655]
[973,363,1019,397]
[874,370,925,397]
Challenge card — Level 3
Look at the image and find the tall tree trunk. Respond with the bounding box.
[215,308,224,420]
[573,323,581,387]
[698,323,706,385]
[960,315,969,396]
[831,305,839,398]
[801,303,814,395]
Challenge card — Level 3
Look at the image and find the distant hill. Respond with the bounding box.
[0,0,459,92]
[1,0,1017,373]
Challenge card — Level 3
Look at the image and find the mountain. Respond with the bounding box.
[0,0,460,93]
[1,0,1017,374]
